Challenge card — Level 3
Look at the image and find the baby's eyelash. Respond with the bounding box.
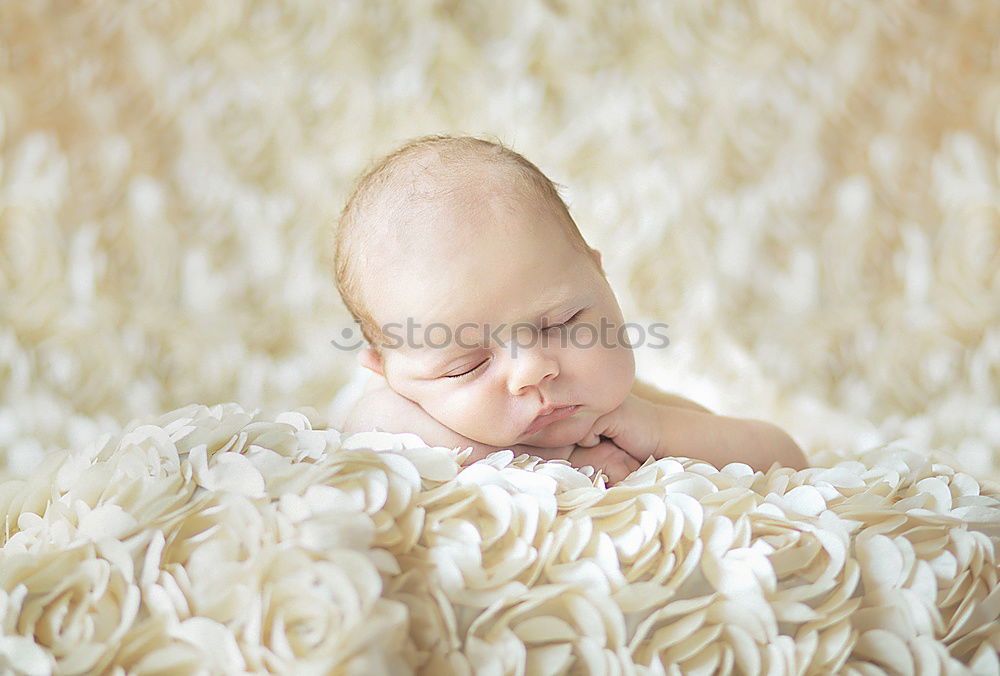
[444,358,489,379]
[545,309,585,331]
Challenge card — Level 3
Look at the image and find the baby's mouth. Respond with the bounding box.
[523,404,582,436]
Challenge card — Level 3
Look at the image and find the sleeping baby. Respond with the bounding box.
[334,135,807,483]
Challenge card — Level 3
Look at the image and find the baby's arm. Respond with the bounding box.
[341,386,639,483]
[631,379,712,413]
[342,385,519,462]
[341,385,640,482]
[582,393,807,472]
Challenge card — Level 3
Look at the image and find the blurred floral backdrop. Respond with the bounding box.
[1,1,998,480]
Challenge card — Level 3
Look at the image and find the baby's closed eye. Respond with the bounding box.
[443,356,491,379]
[542,308,585,332]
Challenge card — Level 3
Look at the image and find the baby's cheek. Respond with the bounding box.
[596,364,634,416]
[443,394,512,443]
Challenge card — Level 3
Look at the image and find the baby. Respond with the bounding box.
[334,136,806,483]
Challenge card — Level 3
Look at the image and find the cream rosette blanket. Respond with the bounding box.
[1,404,999,675]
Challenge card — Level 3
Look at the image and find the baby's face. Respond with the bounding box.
[363,184,635,449]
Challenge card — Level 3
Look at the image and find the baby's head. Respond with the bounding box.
[334,136,635,448]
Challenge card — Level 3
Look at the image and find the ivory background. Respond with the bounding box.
[2,1,998,480]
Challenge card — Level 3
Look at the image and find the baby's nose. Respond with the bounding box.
[507,346,559,396]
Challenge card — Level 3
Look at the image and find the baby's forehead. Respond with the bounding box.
[350,147,582,300]
[389,153,525,207]
[369,161,549,248]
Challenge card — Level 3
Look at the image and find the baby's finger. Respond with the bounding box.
[602,454,641,485]
[566,441,636,485]
[582,415,612,446]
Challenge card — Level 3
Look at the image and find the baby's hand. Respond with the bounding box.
[580,393,808,472]
[511,441,640,484]
[566,440,641,484]
[578,394,662,462]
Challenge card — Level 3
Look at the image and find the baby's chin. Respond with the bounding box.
[515,415,592,448]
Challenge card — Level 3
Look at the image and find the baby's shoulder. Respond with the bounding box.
[631,379,712,413]
[342,382,421,434]
[341,382,482,453]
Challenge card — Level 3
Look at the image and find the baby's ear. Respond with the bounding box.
[358,347,385,376]
[589,248,604,274]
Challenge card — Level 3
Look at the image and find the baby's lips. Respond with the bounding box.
[523,404,581,436]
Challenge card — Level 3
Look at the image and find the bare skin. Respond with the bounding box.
[343,375,806,483]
